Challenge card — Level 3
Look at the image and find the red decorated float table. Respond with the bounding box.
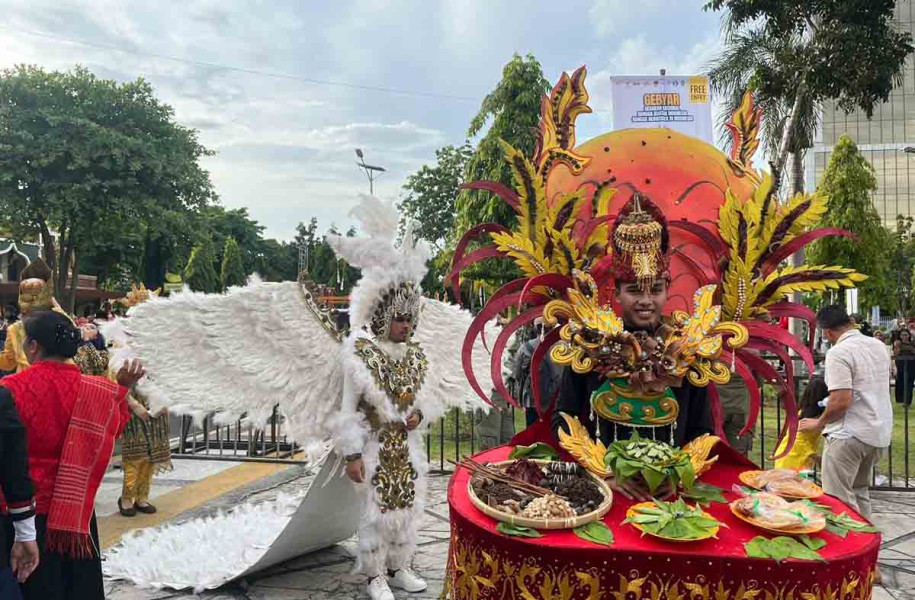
[446,445,879,600]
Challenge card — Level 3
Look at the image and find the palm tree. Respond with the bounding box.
[707,24,817,198]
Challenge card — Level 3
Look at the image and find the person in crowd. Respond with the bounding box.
[477,317,519,450]
[0,259,67,374]
[717,376,755,458]
[800,305,892,522]
[894,329,915,406]
[775,377,828,473]
[1,310,144,599]
[874,330,896,384]
[513,319,563,427]
[0,373,38,589]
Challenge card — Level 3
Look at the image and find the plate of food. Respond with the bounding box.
[730,492,826,535]
[739,469,824,499]
[623,498,722,542]
[464,457,614,530]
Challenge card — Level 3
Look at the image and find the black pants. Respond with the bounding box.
[2,513,104,600]
[896,359,915,405]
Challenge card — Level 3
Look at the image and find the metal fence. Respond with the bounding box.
[172,406,306,464]
[170,355,915,492]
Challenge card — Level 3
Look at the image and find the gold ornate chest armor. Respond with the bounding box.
[355,337,428,512]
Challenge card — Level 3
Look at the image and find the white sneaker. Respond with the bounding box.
[368,576,395,600]
[389,567,427,593]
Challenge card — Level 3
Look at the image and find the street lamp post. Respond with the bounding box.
[355,148,386,195]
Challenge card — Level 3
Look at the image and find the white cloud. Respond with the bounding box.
[0,0,724,240]
[588,0,669,37]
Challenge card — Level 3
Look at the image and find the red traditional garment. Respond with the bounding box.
[1,362,129,557]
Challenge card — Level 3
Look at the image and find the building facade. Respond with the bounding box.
[806,0,915,227]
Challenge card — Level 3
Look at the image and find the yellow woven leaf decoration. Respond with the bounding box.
[490,230,550,278]
[500,140,548,255]
[718,189,745,255]
[536,67,592,175]
[753,265,868,307]
[585,185,618,255]
[548,227,583,275]
[557,412,611,478]
[547,191,586,234]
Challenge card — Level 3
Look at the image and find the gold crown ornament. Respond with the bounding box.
[613,195,664,287]
[119,283,159,308]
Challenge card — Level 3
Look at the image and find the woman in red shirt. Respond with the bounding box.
[1,311,144,600]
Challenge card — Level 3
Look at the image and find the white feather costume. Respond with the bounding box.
[102,194,496,582]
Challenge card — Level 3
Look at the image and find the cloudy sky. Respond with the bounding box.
[0,0,726,240]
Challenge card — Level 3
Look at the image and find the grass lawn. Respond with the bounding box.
[423,398,915,486]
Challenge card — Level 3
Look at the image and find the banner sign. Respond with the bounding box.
[609,75,713,143]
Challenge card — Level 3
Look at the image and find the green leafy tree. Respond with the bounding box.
[0,65,217,310]
[453,53,550,289]
[890,215,915,317]
[400,143,473,253]
[202,206,265,274]
[220,237,247,290]
[254,239,299,282]
[184,242,220,293]
[806,135,889,311]
[706,0,913,193]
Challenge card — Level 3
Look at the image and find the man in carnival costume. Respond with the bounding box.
[551,193,714,460]
[327,209,441,600]
[450,65,866,490]
[101,195,495,598]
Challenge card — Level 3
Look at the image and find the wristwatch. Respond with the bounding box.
[344,453,362,463]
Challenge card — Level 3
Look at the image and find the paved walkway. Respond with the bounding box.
[103,466,915,600]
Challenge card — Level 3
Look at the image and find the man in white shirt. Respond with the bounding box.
[800,305,893,520]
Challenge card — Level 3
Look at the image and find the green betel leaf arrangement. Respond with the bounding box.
[800,502,880,538]
[509,442,560,461]
[744,536,826,563]
[680,482,727,507]
[604,432,696,494]
[573,521,615,547]
[496,523,543,538]
[623,498,721,541]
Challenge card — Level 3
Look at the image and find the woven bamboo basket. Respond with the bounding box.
[467,459,614,530]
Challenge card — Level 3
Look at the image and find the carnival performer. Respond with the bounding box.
[327,223,454,600]
[450,65,866,479]
[99,195,496,596]
[110,284,171,518]
[1,311,144,600]
[0,259,70,374]
[550,195,713,460]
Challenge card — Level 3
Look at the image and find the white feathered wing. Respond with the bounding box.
[413,298,498,416]
[102,278,343,445]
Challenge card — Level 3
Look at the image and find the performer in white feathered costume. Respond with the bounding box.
[103,195,495,599]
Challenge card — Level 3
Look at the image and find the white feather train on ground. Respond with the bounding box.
[103,446,362,592]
